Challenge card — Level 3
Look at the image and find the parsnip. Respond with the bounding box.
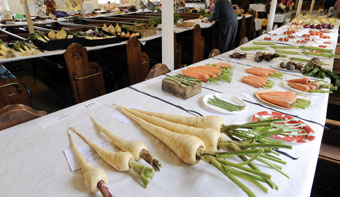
[117,106,205,165]
[69,127,155,188]
[118,106,221,151]
[67,131,111,196]
[117,106,273,196]
[120,106,224,130]
[70,127,133,171]
[90,115,162,171]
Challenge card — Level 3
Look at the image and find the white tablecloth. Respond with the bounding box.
[0,23,338,197]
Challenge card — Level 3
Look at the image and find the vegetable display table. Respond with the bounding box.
[0,22,338,197]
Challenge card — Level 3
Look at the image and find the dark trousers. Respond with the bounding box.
[219,23,238,53]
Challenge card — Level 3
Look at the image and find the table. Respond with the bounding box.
[0,15,250,64]
[0,23,338,196]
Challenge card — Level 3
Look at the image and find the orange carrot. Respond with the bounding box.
[245,68,276,77]
[258,94,292,108]
[241,75,268,88]
[181,70,209,82]
[213,62,231,69]
[288,82,310,92]
[287,78,309,84]
[187,68,216,78]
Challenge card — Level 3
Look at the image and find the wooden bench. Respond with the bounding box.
[0,104,46,130]
[126,36,150,85]
[64,43,106,103]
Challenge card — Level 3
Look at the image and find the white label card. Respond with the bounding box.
[36,100,102,128]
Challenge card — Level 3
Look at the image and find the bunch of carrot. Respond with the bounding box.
[181,63,232,83]
[115,105,293,197]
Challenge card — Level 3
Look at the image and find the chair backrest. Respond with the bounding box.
[237,15,247,46]
[192,24,205,63]
[0,104,46,130]
[64,43,106,103]
[259,29,267,36]
[247,15,256,40]
[0,78,30,108]
[126,36,150,85]
[240,37,249,45]
[174,33,182,70]
[273,24,278,30]
[145,64,171,80]
[208,49,220,58]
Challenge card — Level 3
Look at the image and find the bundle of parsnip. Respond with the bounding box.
[68,116,162,189]
[115,105,293,197]
[67,130,113,197]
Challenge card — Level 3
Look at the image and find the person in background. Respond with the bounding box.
[147,0,156,11]
[204,0,238,53]
[325,0,336,13]
[103,1,116,11]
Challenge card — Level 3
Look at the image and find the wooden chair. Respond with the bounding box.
[64,43,106,103]
[247,15,256,40]
[240,37,249,46]
[0,104,46,130]
[236,15,247,46]
[126,36,150,85]
[208,49,220,58]
[192,24,205,63]
[174,33,182,70]
[259,29,267,36]
[145,64,170,80]
[318,119,340,164]
[273,24,279,30]
[0,77,30,108]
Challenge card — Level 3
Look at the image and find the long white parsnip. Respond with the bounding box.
[90,115,146,160]
[69,127,133,171]
[90,115,162,171]
[118,106,206,165]
[124,107,224,130]
[119,106,221,151]
[67,131,110,195]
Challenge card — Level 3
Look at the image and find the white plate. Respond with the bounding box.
[282,81,323,96]
[202,93,247,114]
[254,90,292,109]
[254,89,311,109]
[270,61,301,73]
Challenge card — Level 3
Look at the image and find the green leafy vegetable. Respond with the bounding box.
[301,51,336,58]
[240,46,267,51]
[299,46,333,53]
[263,80,274,89]
[278,54,288,58]
[289,57,309,63]
[271,45,297,49]
[270,72,284,79]
[253,42,274,45]
[208,67,233,83]
[291,98,311,109]
[208,96,245,112]
[275,50,300,55]
[165,74,201,87]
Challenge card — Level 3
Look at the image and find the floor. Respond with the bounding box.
[9,64,70,113]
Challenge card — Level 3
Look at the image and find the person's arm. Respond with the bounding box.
[208,1,221,22]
